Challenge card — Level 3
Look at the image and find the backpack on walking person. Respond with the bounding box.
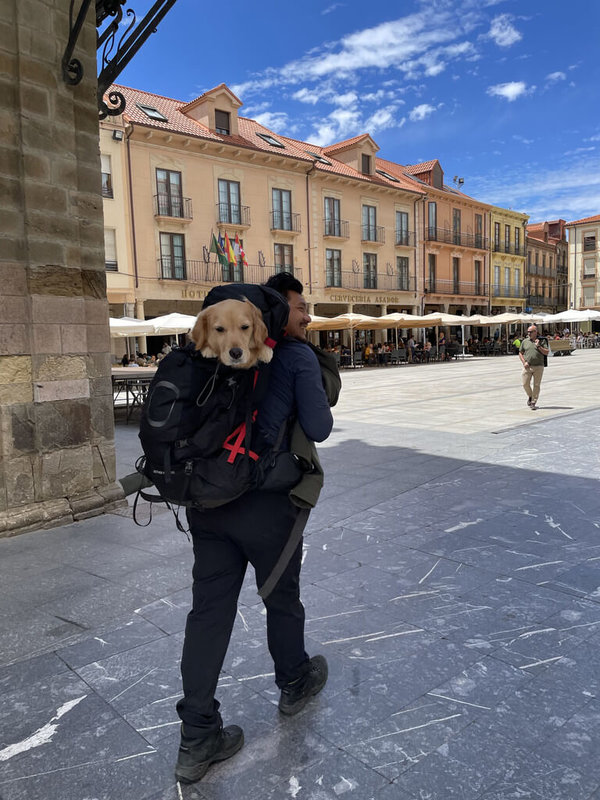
[134,284,292,526]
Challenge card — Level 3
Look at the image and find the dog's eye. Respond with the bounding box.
[215,326,225,333]
[240,324,249,330]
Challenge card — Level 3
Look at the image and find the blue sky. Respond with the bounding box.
[117,0,600,222]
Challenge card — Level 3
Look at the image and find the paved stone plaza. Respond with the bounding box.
[1,350,600,800]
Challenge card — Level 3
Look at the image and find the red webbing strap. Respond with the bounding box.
[222,369,260,464]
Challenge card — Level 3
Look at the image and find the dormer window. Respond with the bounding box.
[361,154,372,175]
[136,104,168,122]
[256,132,285,148]
[215,109,230,135]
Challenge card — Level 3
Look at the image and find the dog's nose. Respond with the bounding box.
[229,348,243,361]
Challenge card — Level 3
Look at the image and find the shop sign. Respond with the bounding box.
[181,287,209,300]
[327,293,401,303]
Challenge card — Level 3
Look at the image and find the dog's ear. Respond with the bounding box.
[190,307,217,357]
[246,300,272,363]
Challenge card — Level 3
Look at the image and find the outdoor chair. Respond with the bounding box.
[353,352,364,368]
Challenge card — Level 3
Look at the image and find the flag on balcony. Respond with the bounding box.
[224,232,237,265]
[235,234,249,268]
[209,233,228,267]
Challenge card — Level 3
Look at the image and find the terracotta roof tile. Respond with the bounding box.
[322,133,377,154]
[403,160,440,174]
[567,213,600,226]
[106,84,421,195]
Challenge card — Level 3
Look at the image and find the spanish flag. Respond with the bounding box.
[235,234,249,268]
[224,232,237,266]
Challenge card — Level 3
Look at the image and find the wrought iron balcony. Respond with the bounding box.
[426,228,488,250]
[325,271,415,291]
[158,258,303,286]
[323,219,349,238]
[270,211,301,233]
[493,242,526,256]
[492,285,525,298]
[528,294,558,306]
[154,194,192,220]
[395,231,415,247]
[216,203,251,227]
[425,279,488,296]
[361,225,385,244]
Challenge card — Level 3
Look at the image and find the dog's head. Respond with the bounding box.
[190,298,273,368]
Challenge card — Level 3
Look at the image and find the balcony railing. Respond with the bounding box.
[527,265,556,278]
[154,194,193,219]
[582,271,597,280]
[216,203,251,227]
[426,279,488,296]
[580,296,598,307]
[158,258,303,286]
[493,242,526,256]
[492,285,525,298]
[325,271,415,291]
[361,225,385,243]
[270,211,301,232]
[529,294,558,306]
[323,219,350,238]
[427,228,488,250]
[395,230,416,247]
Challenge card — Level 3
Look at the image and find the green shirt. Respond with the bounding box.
[520,337,545,367]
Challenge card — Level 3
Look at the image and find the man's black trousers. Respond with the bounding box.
[176,490,310,738]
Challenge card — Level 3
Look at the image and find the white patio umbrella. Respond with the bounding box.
[148,312,198,336]
[543,309,600,324]
[109,317,155,337]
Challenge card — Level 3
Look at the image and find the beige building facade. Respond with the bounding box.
[567,214,600,311]
[101,85,426,354]
[526,220,569,313]
[102,81,564,352]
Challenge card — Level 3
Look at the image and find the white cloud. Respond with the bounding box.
[322,3,344,14]
[487,81,530,101]
[587,134,600,142]
[292,88,321,105]
[513,135,534,145]
[331,92,358,106]
[564,146,596,156]
[409,103,436,122]
[546,71,566,82]
[252,111,291,133]
[487,14,522,47]
[232,6,482,99]
[469,155,600,220]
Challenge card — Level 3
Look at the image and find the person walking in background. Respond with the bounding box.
[519,325,548,410]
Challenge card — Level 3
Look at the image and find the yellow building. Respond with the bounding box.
[489,206,528,314]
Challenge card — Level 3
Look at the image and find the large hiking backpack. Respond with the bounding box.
[136,284,289,514]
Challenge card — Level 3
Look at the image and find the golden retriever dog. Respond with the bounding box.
[190,298,273,368]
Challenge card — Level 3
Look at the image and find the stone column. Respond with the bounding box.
[0,0,124,535]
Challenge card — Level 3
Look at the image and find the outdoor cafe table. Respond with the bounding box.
[111,367,157,422]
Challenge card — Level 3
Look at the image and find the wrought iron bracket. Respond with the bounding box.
[62,0,177,119]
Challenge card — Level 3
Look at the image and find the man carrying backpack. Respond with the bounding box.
[175,272,337,784]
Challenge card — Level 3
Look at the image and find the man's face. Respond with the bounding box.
[285,291,311,341]
[528,328,537,339]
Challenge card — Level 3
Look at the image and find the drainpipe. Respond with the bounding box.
[305,160,318,295]
[125,123,140,289]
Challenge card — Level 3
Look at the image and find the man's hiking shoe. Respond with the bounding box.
[279,655,328,716]
[530,402,538,410]
[527,397,533,407]
[175,724,244,784]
